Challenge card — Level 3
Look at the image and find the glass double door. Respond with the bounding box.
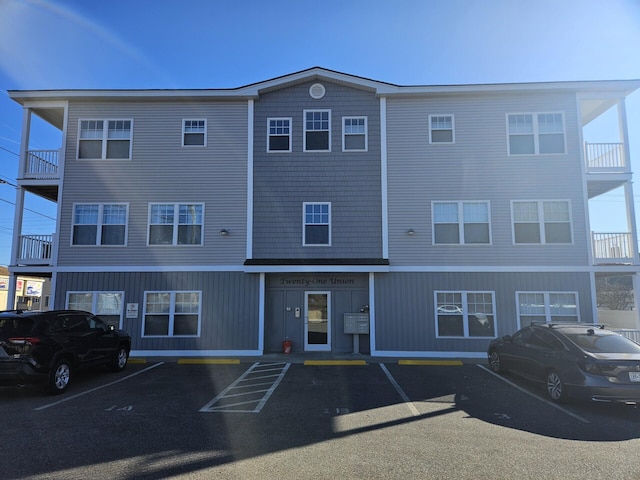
[304,291,331,352]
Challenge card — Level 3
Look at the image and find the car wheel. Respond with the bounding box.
[488,350,502,373]
[546,370,567,403]
[48,358,72,395]
[110,345,129,372]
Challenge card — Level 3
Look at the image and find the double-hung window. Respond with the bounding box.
[303,202,331,246]
[143,291,201,337]
[183,119,206,146]
[343,117,367,151]
[512,200,572,244]
[67,291,124,329]
[507,113,565,155]
[78,119,132,159]
[267,118,292,152]
[433,201,490,244]
[304,110,331,151]
[148,203,203,246]
[72,204,127,246]
[435,291,496,338]
[517,292,579,326]
[429,115,455,144]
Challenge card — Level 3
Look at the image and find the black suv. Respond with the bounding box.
[0,310,131,394]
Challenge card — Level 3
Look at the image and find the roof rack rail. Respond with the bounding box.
[546,322,606,329]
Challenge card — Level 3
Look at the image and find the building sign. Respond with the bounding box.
[126,303,139,319]
[16,279,24,295]
[0,279,6,290]
[25,281,42,297]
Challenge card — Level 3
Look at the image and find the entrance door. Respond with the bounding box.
[304,291,331,351]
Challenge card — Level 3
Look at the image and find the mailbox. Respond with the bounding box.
[344,313,370,334]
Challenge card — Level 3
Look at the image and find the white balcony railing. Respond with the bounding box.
[25,149,59,179]
[18,234,53,265]
[592,232,635,264]
[585,142,626,172]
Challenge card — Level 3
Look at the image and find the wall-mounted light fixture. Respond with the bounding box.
[406,229,415,236]
[219,229,229,236]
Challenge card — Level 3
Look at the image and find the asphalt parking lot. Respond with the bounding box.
[2,358,640,480]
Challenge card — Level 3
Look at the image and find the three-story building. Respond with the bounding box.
[7,68,640,357]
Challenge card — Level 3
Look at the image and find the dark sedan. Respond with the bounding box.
[0,309,131,394]
[487,322,640,403]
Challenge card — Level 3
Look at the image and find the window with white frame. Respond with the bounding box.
[267,118,292,152]
[143,291,201,337]
[343,117,367,151]
[507,113,565,155]
[72,204,127,246]
[435,291,496,338]
[517,292,579,326]
[512,200,572,244]
[429,115,455,144]
[433,201,490,244]
[303,202,331,246]
[304,110,330,151]
[148,203,203,245]
[67,291,124,329]
[183,119,206,146]
[78,119,132,159]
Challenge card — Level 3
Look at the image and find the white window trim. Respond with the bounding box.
[303,109,331,152]
[147,203,205,247]
[431,201,492,245]
[506,112,566,155]
[429,114,455,144]
[342,116,368,152]
[303,202,332,247]
[65,291,125,329]
[77,118,133,160]
[511,199,573,245]
[267,117,292,153]
[71,203,129,247]
[515,291,580,329]
[142,290,202,338]
[434,291,497,339]
[182,119,207,147]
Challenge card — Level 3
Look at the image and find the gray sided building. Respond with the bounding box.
[7,68,640,358]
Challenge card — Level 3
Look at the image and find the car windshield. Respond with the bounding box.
[563,332,640,354]
[0,316,35,338]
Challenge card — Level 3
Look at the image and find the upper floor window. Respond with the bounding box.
[512,200,572,244]
[78,120,132,159]
[517,292,579,326]
[435,291,496,338]
[303,202,331,246]
[343,117,367,151]
[429,115,455,144]
[507,113,565,155]
[267,118,292,152]
[72,203,127,246]
[183,119,206,146]
[304,110,331,152]
[433,201,490,244]
[148,203,203,246]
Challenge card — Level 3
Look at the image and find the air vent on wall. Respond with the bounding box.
[309,83,326,99]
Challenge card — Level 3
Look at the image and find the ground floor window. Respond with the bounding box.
[143,291,201,337]
[435,291,496,338]
[517,292,579,326]
[66,291,124,328]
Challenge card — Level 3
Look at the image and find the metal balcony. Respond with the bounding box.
[18,234,53,265]
[592,232,636,264]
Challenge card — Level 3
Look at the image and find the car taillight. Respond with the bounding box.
[8,337,42,346]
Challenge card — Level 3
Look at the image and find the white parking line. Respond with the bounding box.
[477,364,590,424]
[379,363,420,416]
[34,362,165,411]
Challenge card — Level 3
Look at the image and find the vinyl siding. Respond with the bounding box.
[252,81,383,259]
[386,92,588,266]
[55,271,260,352]
[59,100,248,266]
[374,271,592,353]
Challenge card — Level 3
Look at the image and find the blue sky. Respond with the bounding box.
[0,0,639,266]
